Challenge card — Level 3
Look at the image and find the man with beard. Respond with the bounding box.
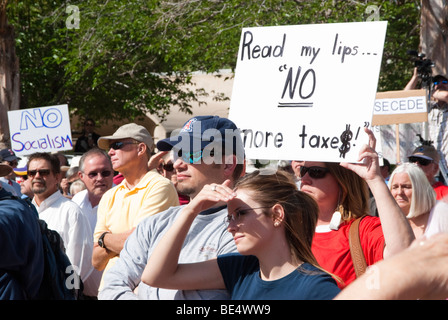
[28,152,93,289]
[72,148,114,298]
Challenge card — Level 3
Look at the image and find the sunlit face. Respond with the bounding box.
[299,161,339,212]
[28,158,60,199]
[390,172,413,215]
[226,189,274,256]
[173,156,225,198]
[291,160,304,179]
[107,139,141,172]
[20,177,33,198]
[79,154,114,198]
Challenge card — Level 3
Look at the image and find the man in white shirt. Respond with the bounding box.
[27,152,93,294]
[72,148,114,298]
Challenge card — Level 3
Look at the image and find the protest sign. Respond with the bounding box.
[228,21,387,163]
[372,89,427,126]
[372,89,427,163]
[8,104,73,156]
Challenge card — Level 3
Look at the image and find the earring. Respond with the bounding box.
[329,211,342,230]
[274,221,280,227]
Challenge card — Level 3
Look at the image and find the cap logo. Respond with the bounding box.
[181,118,197,133]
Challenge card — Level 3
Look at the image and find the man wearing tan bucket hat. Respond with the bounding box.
[92,123,179,293]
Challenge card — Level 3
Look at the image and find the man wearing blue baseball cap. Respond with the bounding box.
[99,116,245,300]
[157,115,245,166]
[0,148,21,197]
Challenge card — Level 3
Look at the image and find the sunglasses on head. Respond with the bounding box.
[109,141,139,150]
[434,80,448,85]
[28,169,51,177]
[409,156,433,166]
[86,170,112,179]
[299,166,329,179]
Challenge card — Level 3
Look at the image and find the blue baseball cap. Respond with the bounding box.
[157,116,245,162]
[0,148,19,162]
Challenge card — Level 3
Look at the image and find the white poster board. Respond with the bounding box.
[229,21,387,162]
[8,104,73,156]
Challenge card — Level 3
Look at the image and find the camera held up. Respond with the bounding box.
[407,50,434,88]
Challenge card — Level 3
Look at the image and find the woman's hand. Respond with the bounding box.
[183,179,236,217]
[340,127,382,183]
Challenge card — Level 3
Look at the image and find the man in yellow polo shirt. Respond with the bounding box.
[92,123,179,292]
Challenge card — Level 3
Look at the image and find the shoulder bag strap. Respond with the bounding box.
[349,216,367,277]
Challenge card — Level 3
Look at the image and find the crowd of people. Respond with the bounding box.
[1,109,448,300]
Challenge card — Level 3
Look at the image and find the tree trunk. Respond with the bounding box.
[0,0,20,150]
[420,0,448,77]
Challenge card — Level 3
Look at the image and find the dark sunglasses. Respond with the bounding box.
[409,156,433,166]
[86,170,112,179]
[299,166,329,179]
[177,149,215,164]
[109,141,139,150]
[434,80,448,85]
[163,163,174,172]
[28,169,51,177]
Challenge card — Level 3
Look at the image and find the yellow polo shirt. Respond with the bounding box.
[94,169,179,288]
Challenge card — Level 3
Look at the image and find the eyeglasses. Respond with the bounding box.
[409,156,433,166]
[223,206,271,227]
[86,170,112,179]
[177,149,215,164]
[163,163,174,172]
[109,141,139,150]
[299,166,329,179]
[28,169,51,177]
[434,80,448,85]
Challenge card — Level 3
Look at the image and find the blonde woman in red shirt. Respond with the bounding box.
[299,128,415,288]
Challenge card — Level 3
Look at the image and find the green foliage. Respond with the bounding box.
[7,0,421,123]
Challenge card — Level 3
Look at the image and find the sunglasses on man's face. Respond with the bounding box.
[299,166,329,179]
[434,80,448,85]
[409,156,433,166]
[28,169,51,177]
[176,149,215,164]
[109,141,139,150]
[86,170,112,179]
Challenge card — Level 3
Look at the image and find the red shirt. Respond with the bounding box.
[433,181,448,200]
[311,216,384,288]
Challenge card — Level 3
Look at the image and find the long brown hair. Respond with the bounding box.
[234,170,325,273]
[324,162,370,222]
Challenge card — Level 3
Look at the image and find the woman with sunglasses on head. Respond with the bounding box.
[299,128,415,288]
[388,162,448,238]
[142,170,341,300]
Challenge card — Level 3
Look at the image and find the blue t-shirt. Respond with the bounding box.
[217,253,340,300]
